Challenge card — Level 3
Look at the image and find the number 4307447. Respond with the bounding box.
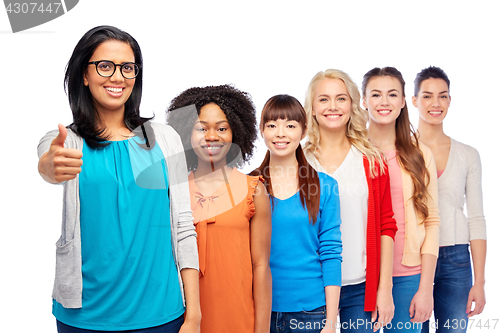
[5,2,62,14]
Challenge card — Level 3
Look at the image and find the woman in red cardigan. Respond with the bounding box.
[303,69,397,332]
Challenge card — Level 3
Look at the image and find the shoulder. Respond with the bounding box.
[150,122,178,138]
[317,171,338,191]
[417,141,432,157]
[451,138,481,160]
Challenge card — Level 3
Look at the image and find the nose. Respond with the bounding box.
[431,96,441,107]
[205,128,219,141]
[110,66,125,81]
[380,94,390,105]
[276,124,286,138]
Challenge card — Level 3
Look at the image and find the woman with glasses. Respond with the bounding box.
[37,25,201,333]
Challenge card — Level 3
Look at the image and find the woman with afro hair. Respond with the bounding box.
[167,84,272,333]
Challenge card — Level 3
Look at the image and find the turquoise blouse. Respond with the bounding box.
[53,137,184,330]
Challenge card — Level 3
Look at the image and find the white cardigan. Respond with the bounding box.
[437,138,486,246]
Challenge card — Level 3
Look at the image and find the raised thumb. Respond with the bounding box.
[52,124,68,147]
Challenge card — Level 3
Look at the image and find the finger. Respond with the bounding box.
[51,124,68,148]
[54,155,83,167]
[466,296,473,315]
[61,148,83,159]
[371,310,377,323]
[409,301,415,319]
[54,173,79,182]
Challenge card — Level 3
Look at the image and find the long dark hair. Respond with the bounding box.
[65,25,153,148]
[362,67,430,219]
[251,95,320,224]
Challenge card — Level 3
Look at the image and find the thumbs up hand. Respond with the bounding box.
[38,124,83,184]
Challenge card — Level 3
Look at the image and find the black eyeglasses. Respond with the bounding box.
[88,60,140,79]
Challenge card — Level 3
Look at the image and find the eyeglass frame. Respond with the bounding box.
[87,60,141,79]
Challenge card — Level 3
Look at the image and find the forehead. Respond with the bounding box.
[367,76,402,91]
[315,78,348,95]
[198,103,228,121]
[90,40,135,62]
[419,78,449,92]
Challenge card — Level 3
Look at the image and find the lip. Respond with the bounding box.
[200,143,226,155]
[272,141,290,149]
[428,110,443,117]
[104,86,125,97]
[377,109,392,116]
[323,114,342,119]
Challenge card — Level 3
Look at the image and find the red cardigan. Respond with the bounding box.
[363,157,397,311]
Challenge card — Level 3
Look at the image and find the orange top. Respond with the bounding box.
[188,168,260,333]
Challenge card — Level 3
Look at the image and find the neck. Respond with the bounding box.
[268,152,298,177]
[318,126,351,152]
[97,108,129,139]
[368,120,396,151]
[417,119,448,145]
[195,158,231,179]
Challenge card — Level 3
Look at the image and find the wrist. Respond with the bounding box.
[184,309,202,324]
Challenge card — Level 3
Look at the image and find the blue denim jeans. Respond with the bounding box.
[422,244,472,333]
[271,306,327,333]
[385,274,421,332]
[56,315,184,333]
[339,282,379,333]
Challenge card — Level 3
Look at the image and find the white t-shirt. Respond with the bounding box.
[305,145,368,286]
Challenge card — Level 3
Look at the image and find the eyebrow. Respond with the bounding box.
[422,90,449,94]
[318,93,349,98]
[370,89,400,93]
[195,120,229,124]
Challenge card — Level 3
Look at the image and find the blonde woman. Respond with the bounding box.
[303,69,397,332]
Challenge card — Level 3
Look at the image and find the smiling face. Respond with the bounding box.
[191,103,233,167]
[262,118,305,159]
[312,78,352,132]
[84,40,136,115]
[412,77,451,125]
[363,76,406,126]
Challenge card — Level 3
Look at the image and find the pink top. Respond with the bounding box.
[385,151,421,277]
[437,170,445,178]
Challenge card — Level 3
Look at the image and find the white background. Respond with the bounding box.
[1,1,498,332]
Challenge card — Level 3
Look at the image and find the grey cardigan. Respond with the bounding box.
[38,122,199,308]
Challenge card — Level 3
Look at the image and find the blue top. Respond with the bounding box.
[53,137,184,330]
[270,172,342,312]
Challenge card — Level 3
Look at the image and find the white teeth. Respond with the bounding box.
[274,142,288,146]
[105,87,124,93]
[378,110,391,115]
[326,115,341,118]
[429,111,442,115]
[204,146,221,150]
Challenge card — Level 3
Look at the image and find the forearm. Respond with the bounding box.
[379,235,394,291]
[418,253,437,292]
[470,239,486,285]
[253,263,272,333]
[324,285,340,330]
[180,268,201,324]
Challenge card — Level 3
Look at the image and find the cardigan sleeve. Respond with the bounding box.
[155,123,199,271]
[420,145,440,257]
[379,161,397,240]
[464,146,487,240]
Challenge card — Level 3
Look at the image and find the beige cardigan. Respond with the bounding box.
[400,143,440,266]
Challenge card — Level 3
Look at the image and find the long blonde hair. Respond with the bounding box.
[303,69,384,177]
